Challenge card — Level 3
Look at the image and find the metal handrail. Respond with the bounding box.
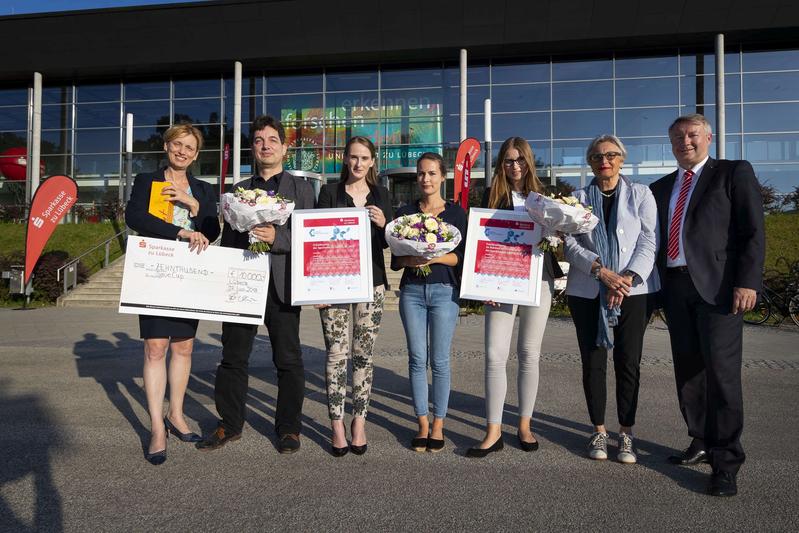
[57,228,129,295]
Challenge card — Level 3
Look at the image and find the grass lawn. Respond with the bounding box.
[764,212,799,275]
[0,221,127,274]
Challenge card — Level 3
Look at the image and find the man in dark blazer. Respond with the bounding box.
[650,114,764,496]
[198,115,315,454]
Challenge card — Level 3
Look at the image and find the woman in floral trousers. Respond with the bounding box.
[315,136,392,457]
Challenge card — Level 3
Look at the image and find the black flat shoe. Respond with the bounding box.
[466,437,504,458]
[144,449,166,465]
[410,436,428,452]
[426,438,445,453]
[196,425,242,451]
[164,417,202,443]
[518,433,540,452]
[331,445,349,457]
[350,443,368,455]
[667,445,709,465]
[708,471,738,497]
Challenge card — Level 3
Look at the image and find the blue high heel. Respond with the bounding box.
[164,417,202,443]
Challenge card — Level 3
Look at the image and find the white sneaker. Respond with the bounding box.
[588,432,608,460]
[617,432,637,464]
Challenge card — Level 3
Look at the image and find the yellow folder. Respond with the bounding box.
[148,181,173,223]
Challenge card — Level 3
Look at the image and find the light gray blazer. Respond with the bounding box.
[563,175,660,298]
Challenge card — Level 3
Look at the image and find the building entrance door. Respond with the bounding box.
[379,167,417,210]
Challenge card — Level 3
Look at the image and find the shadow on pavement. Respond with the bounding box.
[0,380,65,532]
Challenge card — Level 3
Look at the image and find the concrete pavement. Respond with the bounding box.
[1,307,797,532]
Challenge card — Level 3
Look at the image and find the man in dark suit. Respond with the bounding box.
[650,113,765,496]
[198,115,315,454]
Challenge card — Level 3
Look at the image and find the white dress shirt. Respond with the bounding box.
[511,190,527,212]
[666,155,709,267]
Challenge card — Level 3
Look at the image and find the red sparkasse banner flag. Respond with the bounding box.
[460,153,472,209]
[453,138,481,205]
[220,143,230,195]
[25,175,78,284]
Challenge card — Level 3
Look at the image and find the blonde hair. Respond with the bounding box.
[487,137,544,209]
[163,123,204,152]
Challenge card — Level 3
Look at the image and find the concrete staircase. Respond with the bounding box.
[57,256,124,308]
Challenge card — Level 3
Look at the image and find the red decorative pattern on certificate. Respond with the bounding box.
[303,240,361,277]
[304,217,359,228]
[474,241,532,279]
[479,218,535,230]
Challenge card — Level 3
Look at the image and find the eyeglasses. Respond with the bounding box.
[588,151,622,163]
[502,157,528,167]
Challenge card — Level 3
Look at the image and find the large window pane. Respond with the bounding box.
[284,118,324,149]
[743,72,799,102]
[616,107,679,137]
[0,106,27,130]
[266,74,322,94]
[553,59,612,81]
[76,103,120,128]
[75,129,120,154]
[685,104,742,134]
[173,98,221,124]
[444,85,490,114]
[194,151,220,177]
[224,95,260,126]
[43,86,72,105]
[326,71,378,91]
[41,155,71,177]
[623,137,672,165]
[492,84,549,112]
[743,103,799,133]
[77,84,120,102]
[553,110,612,139]
[381,68,443,89]
[326,119,379,146]
[443,65,490,86]
[553,81,612,110]
[492,63,549,84]
[125,100,170,126]
[41,130,71,154]
[132,153,164,174]
[680,74,742,106]
[266,94,323,120]
[0,131,26,151]
[492,112,550,141]
[132,126,167,152]
[744,134,799,163]
[327,91,380,119]
[382,117,443,145]
[616,78,679,107]
[285,146,323,173]
[174,79,220,98]
[41,104,72,130]
[125,81,170,100]
[743,49,799,73]
[382,89,443,117]
[443,115,484,143]
[679,52,741,75]
[615,55,678,78]
[74,154,120,177]
[0,88,27,106]
[223,76,263,97]
[553,140,590,166]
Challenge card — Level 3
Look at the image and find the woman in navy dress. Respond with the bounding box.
[125,123,220,464]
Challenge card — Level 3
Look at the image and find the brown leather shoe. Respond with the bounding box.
[277,433,301,454]
[196,425,241,451]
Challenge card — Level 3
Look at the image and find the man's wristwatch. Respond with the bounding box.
[623,270,641,285]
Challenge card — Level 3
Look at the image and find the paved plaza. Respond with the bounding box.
[1,306,797,531]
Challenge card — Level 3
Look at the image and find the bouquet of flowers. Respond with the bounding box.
[385,213,462,276]
[221,187,294,252]
[524,192,599,252]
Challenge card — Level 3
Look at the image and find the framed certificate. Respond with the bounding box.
[459,208,544,306]
[119,236,271,325]
[290,208,373,305]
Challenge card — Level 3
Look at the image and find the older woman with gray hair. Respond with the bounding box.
[564,134,659,464]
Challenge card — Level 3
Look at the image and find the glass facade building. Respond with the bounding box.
[1,46,798,206]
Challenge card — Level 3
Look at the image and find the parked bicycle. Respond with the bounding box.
[744,281,799,326]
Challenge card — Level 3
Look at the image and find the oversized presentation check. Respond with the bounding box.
[119,236,270,325]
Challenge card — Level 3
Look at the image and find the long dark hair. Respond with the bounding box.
[339,136,378,186]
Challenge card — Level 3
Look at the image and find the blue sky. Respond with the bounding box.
[0,1,207,16]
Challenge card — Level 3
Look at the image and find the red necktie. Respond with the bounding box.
[667,169,694,260]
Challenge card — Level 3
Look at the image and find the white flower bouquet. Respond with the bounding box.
[221,187,295,252]
[385,213,462,276]
[524,192,599,251]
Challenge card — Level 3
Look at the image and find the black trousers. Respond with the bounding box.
[214,278,304,436]
[568,293,652,428]
[661,269,745,475]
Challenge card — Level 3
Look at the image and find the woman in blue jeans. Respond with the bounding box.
[391,152,467,453]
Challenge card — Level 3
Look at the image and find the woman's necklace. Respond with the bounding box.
[600,188,616,198]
